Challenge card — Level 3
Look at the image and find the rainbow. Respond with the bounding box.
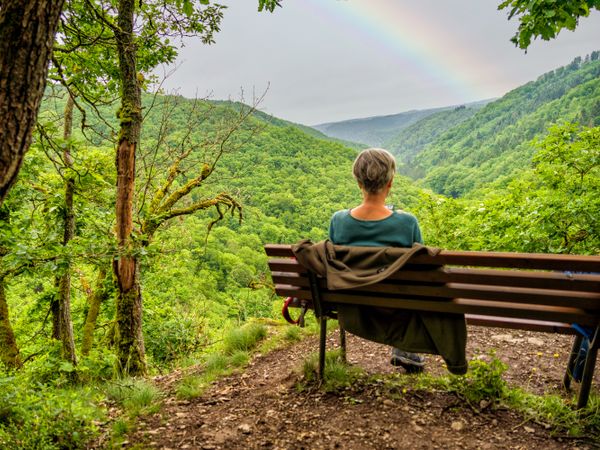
[300,0,489,101]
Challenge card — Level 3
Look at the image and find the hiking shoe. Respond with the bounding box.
[391,348,425,373]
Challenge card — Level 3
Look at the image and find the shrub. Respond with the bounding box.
[449,356,508,404]
[0,377,102,449]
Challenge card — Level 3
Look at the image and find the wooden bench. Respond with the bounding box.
[265,244,600,409]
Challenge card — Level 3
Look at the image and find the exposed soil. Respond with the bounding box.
[119,326,599,449]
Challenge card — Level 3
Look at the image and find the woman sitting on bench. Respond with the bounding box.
[328,148,428,373]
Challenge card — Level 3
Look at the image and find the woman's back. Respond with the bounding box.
[329,209,422,248]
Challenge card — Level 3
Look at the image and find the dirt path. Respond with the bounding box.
[128,327,598,449]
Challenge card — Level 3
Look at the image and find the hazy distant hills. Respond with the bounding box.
[212,100,366,150]
[312,99,493,148]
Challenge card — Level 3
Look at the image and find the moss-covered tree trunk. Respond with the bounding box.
[113,0,146,376]
[81,267,108,356]
[0,275,21,369]
[54,94,77,365]
[0,0,66,205]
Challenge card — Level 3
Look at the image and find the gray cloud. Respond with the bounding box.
[157,0,600,125]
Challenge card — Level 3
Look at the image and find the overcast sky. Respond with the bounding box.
[157,0,600,125]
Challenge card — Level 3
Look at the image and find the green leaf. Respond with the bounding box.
[182,0,194,17]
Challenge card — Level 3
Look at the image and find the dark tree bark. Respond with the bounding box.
[0,0,66,205]
[112,0,146,376]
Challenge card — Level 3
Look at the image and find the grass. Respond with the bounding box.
[174,318,323,401]
[105,378,163,418]
[299,349,365,393]
[175,321,269,400]
[104,378,164,448]
[223,322,268,354]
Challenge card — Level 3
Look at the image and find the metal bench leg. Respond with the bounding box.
[577,346,598,409]
[577,327,599,410]
[318,315,327,380]
[339,326,347,363]
[563,334,583,391]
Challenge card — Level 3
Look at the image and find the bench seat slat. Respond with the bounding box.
[465,315,574,335]
[279,300,575,334]
[268,259,307,273]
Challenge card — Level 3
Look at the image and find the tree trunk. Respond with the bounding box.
[0,0,66,206]
[81,267,108,356]
[54,94,77,365]
[112,0,146,376]
[51,294,60,340]
[0,276,21,369]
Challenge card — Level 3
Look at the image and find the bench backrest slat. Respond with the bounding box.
[269,263,600,292]
[270,272,600,310]
[269,268,600,292]
[265,244,600,272]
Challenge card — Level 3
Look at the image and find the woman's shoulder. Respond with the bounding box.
[331,209,351,221]
[391,210,419,224]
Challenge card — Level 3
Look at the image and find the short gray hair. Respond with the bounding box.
[352,148,396,194]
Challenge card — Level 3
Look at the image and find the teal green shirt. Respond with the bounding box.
[329,209,423,247]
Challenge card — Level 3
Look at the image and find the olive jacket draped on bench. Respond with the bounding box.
[292,239,468,374]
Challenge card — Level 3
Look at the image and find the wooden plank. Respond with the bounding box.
[273,285,599,326]
[465,315,575,335]
[268,259,306,273]
[277,298,576,334]
[271,275,600,309]
[264,244,295,257]
[269,265,600,292]
[416,251,600,272]
[264,244,600,272]
[351,282,600,310]
[271,272,310,287]
[389,268,600,292]
[269,265,600,294]
[324,293,600,326]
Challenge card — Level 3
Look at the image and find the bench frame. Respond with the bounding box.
[265,244,600,409]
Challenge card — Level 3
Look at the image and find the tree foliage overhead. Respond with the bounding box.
[499,0,600,49]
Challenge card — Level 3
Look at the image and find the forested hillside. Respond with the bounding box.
[410,53,600,197]
[384,104,484,177]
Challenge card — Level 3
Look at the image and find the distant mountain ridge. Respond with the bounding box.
[312,99,493,147]
[211,100,366,150]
